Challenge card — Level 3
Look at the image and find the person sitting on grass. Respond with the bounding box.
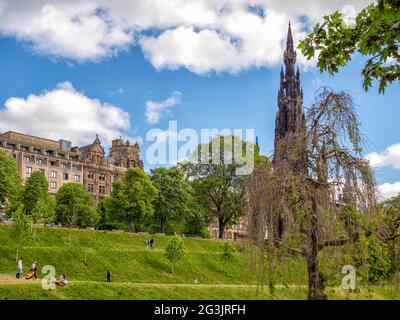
[58,273,68,286]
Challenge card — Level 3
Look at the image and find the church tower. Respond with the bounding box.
[273,22,307,175]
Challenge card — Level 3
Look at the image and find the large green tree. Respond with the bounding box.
[108,168,157,232]
[23,171,48,219]
[182,136,257,239]
[0,150,23,212]
[299,0,400,93]
[150,167,195,233]
[55,183,98,235]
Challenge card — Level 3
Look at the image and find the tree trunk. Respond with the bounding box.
[307,197,327,300]
[160,219,166,234]
[69,228,72,242]
[15,246,19,263]
[171,262,174,276]
[218,219,225,239]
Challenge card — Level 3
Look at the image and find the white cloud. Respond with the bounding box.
[0,0,373,73]
[145,91,182,124]
[377,182,400,201]
[367,144,400,170]
[0,81,132,147]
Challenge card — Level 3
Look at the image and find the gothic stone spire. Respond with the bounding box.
[273,22,307,174]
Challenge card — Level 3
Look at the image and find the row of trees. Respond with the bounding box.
[97,136,266,237]
[1,135,265,239]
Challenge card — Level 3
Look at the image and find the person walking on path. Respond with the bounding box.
[106,270,111,282]
[17,258,23,279]
[150,238,154,249]
[31,261,37,280]
[145,239,148,250]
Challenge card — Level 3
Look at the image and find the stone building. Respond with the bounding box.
[0,131,143,202]
[0,131,83,195]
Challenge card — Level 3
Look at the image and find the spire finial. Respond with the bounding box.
[287,21,293,47]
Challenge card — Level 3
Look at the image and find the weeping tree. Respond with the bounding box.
[247,88,380,300]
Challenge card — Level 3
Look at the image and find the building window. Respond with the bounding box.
[11,153,16,159]
[36,158,43,165]
[50,182,57,189]
[87,172,95,179]
[72,165,79,171]
[39,169,45,174]
[25,167,32,174]
[50,171,57,178]
[99,185,106,194]
[99,173,106,181]
[74,175,81,182]
[61,163,69,169]
[63,173,69,180]
[21,146,29,152]
[6,143,15,149]
[87,184,94,192]
[24,156,30,162]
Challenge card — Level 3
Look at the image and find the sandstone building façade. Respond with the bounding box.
[0,131,142,202]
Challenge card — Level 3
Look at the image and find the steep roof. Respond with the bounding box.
[79,135,105,155]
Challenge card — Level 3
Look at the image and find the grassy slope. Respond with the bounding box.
[0,224,399,300]
[0,224,307,285]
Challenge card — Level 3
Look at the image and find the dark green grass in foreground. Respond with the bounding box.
[1,282,399,300]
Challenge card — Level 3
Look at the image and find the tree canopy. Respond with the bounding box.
[299,0,400,93]
[23,171,49,220]
[150,166,196,233]
[55,183,98,228]
[107,168,157,232]
[182,135,255,239]
[0,150,23,212]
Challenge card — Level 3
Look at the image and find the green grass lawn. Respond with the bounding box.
[1,282,399,300]
[0,223,308,285]
[0,223,399,300]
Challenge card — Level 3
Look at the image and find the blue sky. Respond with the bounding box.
[0,0,399,199]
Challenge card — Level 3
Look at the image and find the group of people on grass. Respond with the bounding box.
[16,258,67,286]
[17,258,37,280]
[14,239,156,285]
[145,238,154,250]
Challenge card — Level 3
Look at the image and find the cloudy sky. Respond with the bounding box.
[0,0,399,199]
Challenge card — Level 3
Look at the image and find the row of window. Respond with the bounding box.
[87,172,107,181]
[25,167,80,182]
[24,156,81,171]
[86,184,107,194]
